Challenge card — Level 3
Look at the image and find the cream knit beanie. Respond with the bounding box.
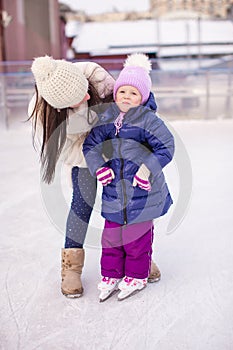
[31,56,88,109]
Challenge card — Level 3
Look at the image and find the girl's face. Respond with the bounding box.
[70,93,90,108]
[115,85,142,113]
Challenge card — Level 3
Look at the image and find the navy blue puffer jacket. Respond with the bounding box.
[83,102,175,225]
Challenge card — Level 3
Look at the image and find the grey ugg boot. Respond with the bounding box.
[148,260,161,283]
[61,248,85,298]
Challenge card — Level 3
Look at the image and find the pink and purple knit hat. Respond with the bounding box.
[113,53,152,104]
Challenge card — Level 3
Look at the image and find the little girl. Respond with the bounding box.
[83,53,175,301]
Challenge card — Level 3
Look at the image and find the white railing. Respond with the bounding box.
[0,59,233,128]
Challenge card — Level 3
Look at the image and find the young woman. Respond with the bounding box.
[28,55,161,298]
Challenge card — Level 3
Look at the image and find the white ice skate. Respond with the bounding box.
[98,277,121,302]
[118,276,147,301]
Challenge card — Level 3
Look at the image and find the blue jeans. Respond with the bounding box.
[65,167,97,248]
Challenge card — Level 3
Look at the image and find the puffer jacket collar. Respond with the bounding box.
[145,92,157,112]
[99,102,151,125]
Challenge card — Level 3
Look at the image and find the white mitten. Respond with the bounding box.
[96,167,115,186]
[133,164,151,191]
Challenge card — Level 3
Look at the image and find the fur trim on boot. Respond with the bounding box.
[148,260,161,283]
[61,248,85,298]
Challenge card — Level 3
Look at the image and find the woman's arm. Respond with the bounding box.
[83,124,110,176]
[75,62,115,99]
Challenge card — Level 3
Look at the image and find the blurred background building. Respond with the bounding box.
[0,0,233,128]
[0,0,61,63]
[0,0,233,63]
[60,0,233,69]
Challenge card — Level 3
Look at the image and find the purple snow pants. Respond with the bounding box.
[101,220,154,279]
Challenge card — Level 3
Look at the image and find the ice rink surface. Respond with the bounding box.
[0,119,232,350]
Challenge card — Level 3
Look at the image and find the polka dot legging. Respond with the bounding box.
[65,167,97,249]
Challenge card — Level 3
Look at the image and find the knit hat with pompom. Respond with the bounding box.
[113,53,152,104]
[31,55,88,109]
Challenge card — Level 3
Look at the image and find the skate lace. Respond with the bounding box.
[102,276,117,285]
[124,276,147,287]
[124,276,134,285]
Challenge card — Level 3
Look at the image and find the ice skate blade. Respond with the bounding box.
[118,285,146,301]
[147,276,161,283]
[99,289,118,302]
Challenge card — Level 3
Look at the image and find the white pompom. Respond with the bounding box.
[31,55,57,81]
[124,53,152,73]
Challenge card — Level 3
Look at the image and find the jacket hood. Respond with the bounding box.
[144,92,157,111]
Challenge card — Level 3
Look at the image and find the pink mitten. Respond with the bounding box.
[133,164,151,191]
[96,167,115,186]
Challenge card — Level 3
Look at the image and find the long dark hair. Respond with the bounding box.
[29,79,113,184]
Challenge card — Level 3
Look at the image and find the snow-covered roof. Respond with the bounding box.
[72,19,233,58]
[59,0,150,15]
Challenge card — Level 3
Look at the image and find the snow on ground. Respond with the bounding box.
[0,118,233,350]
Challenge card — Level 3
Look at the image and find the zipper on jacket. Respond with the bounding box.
[117,135,128,224]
